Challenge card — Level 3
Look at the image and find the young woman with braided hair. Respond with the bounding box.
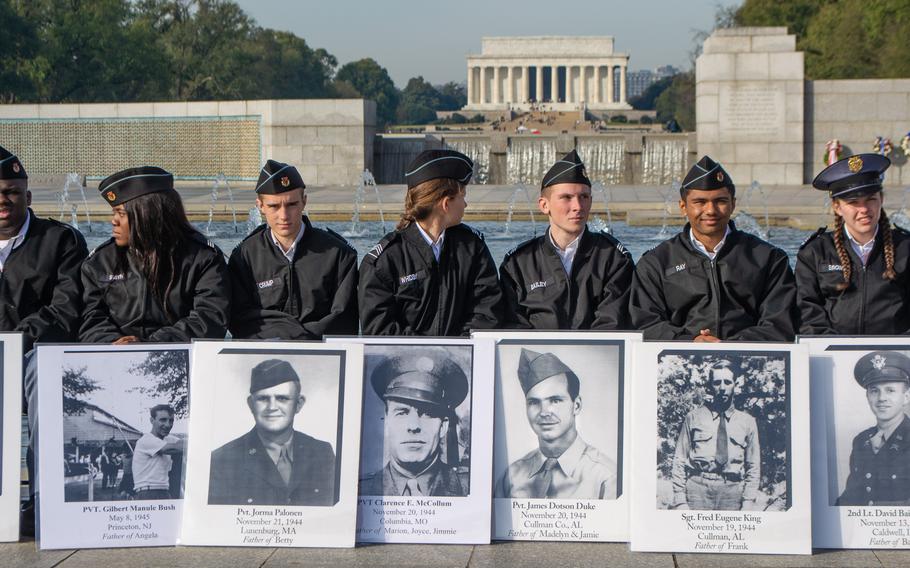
[358,149,503,335]
[796,154,910,334]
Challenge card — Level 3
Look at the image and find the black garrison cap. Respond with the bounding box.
[250,359,301,394]
[517,348,579,395]
[370,348,469,413]
[0,145,27,180]
[99,166,174,206]
[541,149,592,190]
[404,149,473,189]
[813,154,889,199]
[854,351,910,389]
[681,155,735,197]
[256,159,305,195]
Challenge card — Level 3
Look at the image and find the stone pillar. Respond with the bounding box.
[536,66,543,102]
[607,66,614,103]
[594,66,602,103]
[507,66,514,104]
[521,66,529,102]
[581,66,589,103]
[493,66,501,104]
[619,65,627,104]
[466,66,474,106]
[479,66,487,105]
[551,65,559,102]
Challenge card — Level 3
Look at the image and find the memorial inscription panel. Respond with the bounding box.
[718,83,786,141]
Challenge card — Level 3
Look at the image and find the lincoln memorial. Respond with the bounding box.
[463,36,632,112]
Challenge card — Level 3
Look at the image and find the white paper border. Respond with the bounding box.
[0,334,22,542]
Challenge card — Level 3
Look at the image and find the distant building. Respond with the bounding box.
[463,36,632,111]
[627,65,681,100]
[64,403,143,458]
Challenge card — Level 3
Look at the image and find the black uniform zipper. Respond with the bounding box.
[286,258,298,317]
[708,259,721,338]
[859,264,867,334]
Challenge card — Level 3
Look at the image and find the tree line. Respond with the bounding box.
[0,0,466,126]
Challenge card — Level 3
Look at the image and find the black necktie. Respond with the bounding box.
[716,413,728,470]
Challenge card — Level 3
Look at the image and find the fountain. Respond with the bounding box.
[375,137,425,184]
[445,138,491,184]
[734,180,770,240]
[343,170,388,238]
[204,173,239,237]
[641,138,689,186]
[655,181,681,240]
[57,173,93,232]
[489,183,538,240]
[577,138,625,185]
[891,187,910,231]
[246,206,263,235]
[506,138,557,185]
[590,181,614,234]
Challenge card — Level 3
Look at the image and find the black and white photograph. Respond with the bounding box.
[0,334,22,542]
[36,344,189,549]
[476,331,637,543]
[631,342,811,555]
[180,341,364,548]
[325,336,495,545]
[803,337,910,549]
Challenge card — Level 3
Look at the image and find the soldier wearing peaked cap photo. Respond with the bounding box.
[499,149,635,330]
[495,348,616,500]
[228,159,358,340]
[208,359,337,506]
[629,155,798,342]
[358,149,503,336]
[796,154,910,335]
[79,166,230,344]
[359,348,471,497]
[0,145,88,535]
[837,351,910,506]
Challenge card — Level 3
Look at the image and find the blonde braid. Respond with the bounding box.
[832,214,852,291]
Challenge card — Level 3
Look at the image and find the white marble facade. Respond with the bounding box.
[463,37,632,111]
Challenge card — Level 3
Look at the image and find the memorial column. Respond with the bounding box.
[581,65,589,103]
[551,65,559,102]
[479,66,487,105]
[507,66,514,104]
[521,66,529,102]
[607,65,614,104]
[594,65,602,104]
[493,66,501,104]
[536,65,543,102]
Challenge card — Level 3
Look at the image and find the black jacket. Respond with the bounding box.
[228,217,358,339]
[79,232,230,342]
[358,222,503,336]
[499,227,635,329]
[837,415,910,506]
[796,227,910,335]
[629,222,797,341]
[0,210,88,350]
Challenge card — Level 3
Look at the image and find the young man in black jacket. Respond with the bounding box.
[629,156,797,341]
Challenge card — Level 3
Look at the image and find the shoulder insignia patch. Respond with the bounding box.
[465,223,484,241]
[799,227,826,250]
[325,227,355,249]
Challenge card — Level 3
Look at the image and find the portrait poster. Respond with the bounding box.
[801,336,910,549]
[180,341,363,548]
[325,336,495,544]
[0,334,22,542]
[36,344,190,549]
[473,331,638,543]
[629,342,811,555]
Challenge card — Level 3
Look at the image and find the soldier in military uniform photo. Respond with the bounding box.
[495,348,616,500]
[359,348,470,497]
[208,359,337,506]
[358,149,502,336]
[836,351,910,506]
[499,150,634,330]
[629,156,797,341]
[228,159,358,340]
[797,154,910,335]
[669,360,761,511]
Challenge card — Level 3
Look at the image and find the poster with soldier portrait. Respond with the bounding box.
[802,337,910,549]
[0,334,22,542]
[36,343,189,549]
[325,336,495,544]
[180,341,363,548]
[630,342,811,555]
[473,331,638,543]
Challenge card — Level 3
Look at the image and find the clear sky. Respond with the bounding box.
[235,0,742,87]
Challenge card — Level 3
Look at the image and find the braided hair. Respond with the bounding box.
[397,177,464,230]
[830,199,897,291]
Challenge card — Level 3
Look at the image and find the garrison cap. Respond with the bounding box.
[256,159,305,195]
[854,351,910,389]
[541,149,591,190]
[0,145,27,180]
[681,155,735,197]
[404,149,473,189]
[517,348,579,395]
[250,359,300,394]
[99,166,174,206]
[370,348,469,413]
[812,154,889,199]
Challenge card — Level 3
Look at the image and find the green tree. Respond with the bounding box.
[130,350,190,417]
[397,76,441,124]
[63,366,100,416]
[629,76,674,111]
[0,0,41,102]
[436,82,467,111]
[336,58,400,126]
[246,29,337,99]
[655,72,695,131]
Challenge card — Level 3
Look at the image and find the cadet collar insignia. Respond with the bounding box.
[529,281,547,291]
[872,354,887,371]
[106,191,116,202]
[848,155,863,173]
[716,171,724,182]
[12,163,20,173]
[367,243,384,259]
[280,176,290,187]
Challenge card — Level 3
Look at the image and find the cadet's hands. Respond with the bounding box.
[694,329,720,343]
[113,335,139,345]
